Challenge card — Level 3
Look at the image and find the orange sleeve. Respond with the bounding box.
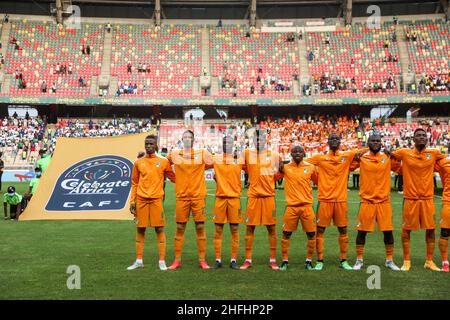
[166,151,173,165]
[434,151,446,162]
[164,160,176,183]
[130,162,139,204]
[392,148,405,160]
[306,154,321,166]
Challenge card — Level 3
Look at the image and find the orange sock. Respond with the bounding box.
[156,230,166,261]
[245,228,255,260]
[426,233,435,261]
[356,244,364,260]
[339,234,349,260]
[136,228,146,260]
[439,236,449,262]
[174,227,185,261]
[281,238,290,261]
[306,238,316,261]
[401,229,411,261]
[196,225,207,261]
[230,227,239,261]
[316,232,324,261]
[385,244,394,261]
[268,227,277,260]
[214,225,224,261]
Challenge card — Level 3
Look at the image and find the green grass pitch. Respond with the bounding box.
[0,180,448,300]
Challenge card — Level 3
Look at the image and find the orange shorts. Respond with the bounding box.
[439,202,450,229]
[316,201,348,227]
[135,198,165,228]
[282,205,316,233]
[175,199,207,223]
[245,197,277,226]
[356,202,393,232]
[402,199,436,230]
[212,197,242,224]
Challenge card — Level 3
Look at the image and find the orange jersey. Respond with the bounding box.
[213,154,244,198]
[392,148,446,200]
[353,151,393,203]
[244,149,281,197]
[306,149,364,202]
[436,155,450,202]
[167,149,213,200]
[131,153,175,202]
[282,161,318,206]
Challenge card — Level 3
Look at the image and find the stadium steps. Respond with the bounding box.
[395,24,415,91]
[99,28,112,93]
[292,78,300,95]
[192,76,200,96]
[0,21,11,57]
[297,36,310,88]
[90,75,98,95]
[109,76,118,96]
[1,74,12,94]
[201,27,210,74]
[210,76,219,95]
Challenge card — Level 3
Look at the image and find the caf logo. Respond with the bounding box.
[46,155,133,211]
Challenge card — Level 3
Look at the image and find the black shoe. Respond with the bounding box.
[230,261,239,270]
[212,260,222,269]
[279,261,289,271]
[305,260,314,270]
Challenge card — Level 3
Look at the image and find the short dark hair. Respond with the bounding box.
[413,128,427,136]
[35,167,41,172]
[145,134,158,141]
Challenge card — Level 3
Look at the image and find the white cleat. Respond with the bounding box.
[353,259,364,270]
[385,260,400,271]
[127,261,144,270]
[159,261,168,271]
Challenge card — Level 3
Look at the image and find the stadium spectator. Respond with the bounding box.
[86,45,91,55]
[3,14,9,23]
[68,63,73,74]
[127,62,132,73]
[217,19,222,28]
[106,23,112,33]
[51,81,57,93]
[41,81,47,93]
[324,35,330,45]
[81,45,86,55]
[79,77,86,87]
[3,186,23,220]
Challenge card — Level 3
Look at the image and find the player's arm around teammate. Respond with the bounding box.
[279,145,318,271]
[211,136,243,270]
[127,135,174,271]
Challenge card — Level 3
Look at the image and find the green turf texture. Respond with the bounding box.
[0,180,448,300]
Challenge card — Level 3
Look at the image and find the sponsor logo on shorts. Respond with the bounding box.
[316,218,320,224]
[46,155,133,211]
[212,215,216,220]
[246,216,250,223]
[356,221,362,227]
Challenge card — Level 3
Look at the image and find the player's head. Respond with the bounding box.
[7,186,15,195]
[223,135,234,154]
[290,145,305,164]
[182,130,194,149]
[35,167,42,178]
[253,129,267,151]
[145,134,158,155]
[368,133,382,154]
[328,133,341,151]
[413,128,427,150]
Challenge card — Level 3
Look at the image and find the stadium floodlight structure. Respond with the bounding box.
[53,0,73,24]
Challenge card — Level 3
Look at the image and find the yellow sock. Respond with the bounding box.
[156,230,166,261]
[356,244,364,260]
[402,229,411,261]
[174,228,185,261]
[230,227,239,261]
[439,236,449,262]
[196,225,207,261]
[385,244,394,261]
[245,229,255,260]
[214,225,224,261]
[281,238,290,261]
[316,233,324,261]
[136,228,146,260]
[339,234,349,260]
[306,238,316,261]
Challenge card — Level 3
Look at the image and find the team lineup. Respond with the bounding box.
[128,128,450,273]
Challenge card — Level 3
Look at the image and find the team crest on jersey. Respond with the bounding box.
[303,168,309,173]
[341,157,346,163]
[155,162,161,167]
[426,154,431,159]
[381,157,386,164]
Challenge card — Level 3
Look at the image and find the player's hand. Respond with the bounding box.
[383,145,393,157]
[130,203,136,216]
[137,151,145,159]
[279,161,285,173]
[354,152,362,162]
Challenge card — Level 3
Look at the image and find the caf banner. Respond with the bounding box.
[20,133,150,221]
